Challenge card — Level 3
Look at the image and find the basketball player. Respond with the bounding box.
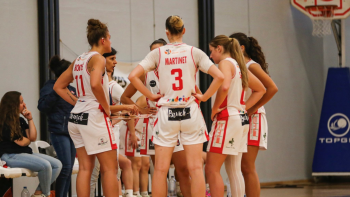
[205,35,265,197]
[121,38,193,197]
[229,33,278,197]
[128,16,224,197]
[53,19,119,197]
[119,96,151,197]
[90,47,137,197]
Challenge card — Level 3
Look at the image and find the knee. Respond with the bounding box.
[175,163,189,177]
[141,161,150,172]
[39,160,52,173]
[120,159,132,170]
[241,163,255,175]
[154,164,170,174]
[132,160,142,171]
[187,162,202,173]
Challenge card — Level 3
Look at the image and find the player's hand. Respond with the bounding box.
[140,107,157,115]
[126,104,139,115]
[149,94,162,102]
[129,134,140,150]
[211,107,226,121]
[103,106,111,118]
[22,104,33,121]
[192,93,208,102]
[247,107,257,117]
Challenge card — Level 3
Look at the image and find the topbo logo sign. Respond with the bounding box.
[319,113,350,143]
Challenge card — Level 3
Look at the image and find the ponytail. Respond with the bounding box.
[229,33,269,75]
[210,35,248,89]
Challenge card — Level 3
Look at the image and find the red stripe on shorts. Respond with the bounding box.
[208,111,229,154]
[103,114,117,150]
[140,118,149,155]
[247,113,261,147]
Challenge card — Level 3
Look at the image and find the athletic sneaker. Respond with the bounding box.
[176,182,183,197]
[31,194,46,197]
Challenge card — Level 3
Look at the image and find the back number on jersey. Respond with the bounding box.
[171,69,183,91]
[75,75,86,97]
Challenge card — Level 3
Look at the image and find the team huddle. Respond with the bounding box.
[54,15,277,197]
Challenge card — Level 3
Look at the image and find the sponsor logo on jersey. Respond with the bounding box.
[319,113,350,144]
[168,108,191,121]
[240,114,249,126]
[150,80,157,87]
[165,56,187,65]
[98,137,108,146]
[68,112,89,125]
[165,49,171,54]
[167,95,191,103]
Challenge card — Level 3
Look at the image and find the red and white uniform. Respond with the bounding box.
[68,51,117,155]
[140,71,184,155]
[245,60,268,150]
[139,43,211,147]
[207,58,249,155]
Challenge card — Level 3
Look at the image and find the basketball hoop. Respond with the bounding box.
[306,5,336,37]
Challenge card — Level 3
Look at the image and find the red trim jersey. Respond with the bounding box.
[245,60,266,114]
[109,80,124,105]
[139,43,213,108]
[71,51,109,113]
[144,71,159,108]
[220,58,246,116]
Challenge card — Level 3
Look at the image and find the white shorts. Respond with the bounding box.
[207,112,249,155]
[140,117,184,155]
[153,102,209,147]
[119,120,148,157]
[247,113,268,150]
[68,109,117,155]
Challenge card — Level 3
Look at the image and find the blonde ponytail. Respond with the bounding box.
[210,35,248,89]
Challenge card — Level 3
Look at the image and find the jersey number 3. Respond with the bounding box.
[171,69,183,91]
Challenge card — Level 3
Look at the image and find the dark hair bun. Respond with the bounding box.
[49,55,71,77]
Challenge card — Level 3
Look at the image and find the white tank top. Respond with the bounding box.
[245,60,266,114]
[144,71,159,108]
[71,51,109,113]
[220,58,246,116]
[139,43,213,108]
[109,80,124,105]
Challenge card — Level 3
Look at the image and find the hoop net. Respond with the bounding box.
[306,6,336,37]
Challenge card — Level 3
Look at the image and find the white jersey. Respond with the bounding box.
[139,43,213,107]
[245,60,266,114]
[109,80,124,105]
[144,71,160,108]
[220,58,246,116]
[71,51,109,113]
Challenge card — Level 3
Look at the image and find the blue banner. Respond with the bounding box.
[313,68,350,173]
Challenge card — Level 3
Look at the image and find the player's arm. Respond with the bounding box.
[245,70,266,111]
[193,65,224,102]
[121,74,157,114]
[211,60,232,120]
[89,55,110,116]
[127,119,139,149]
[53,61,78,106]
[129,66,161,102]
[247,63,278,115]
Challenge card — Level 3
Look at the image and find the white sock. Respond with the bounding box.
[140,191,148,196]
[224,153,245,197]
[119,196,123,197]
[133,191,140,196]
[125,189,133,197]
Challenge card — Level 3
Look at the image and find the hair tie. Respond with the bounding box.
[229,37,234,42]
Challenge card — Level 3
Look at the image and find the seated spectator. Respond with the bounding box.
[38,55,76,197]
[0,91,62,197]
